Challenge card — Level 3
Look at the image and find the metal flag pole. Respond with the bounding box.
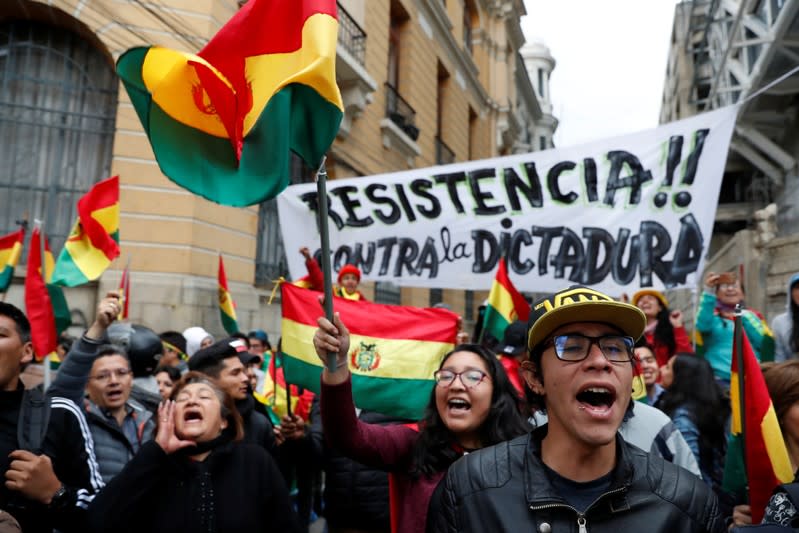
[733,303,747,480]
[314,156,338,373]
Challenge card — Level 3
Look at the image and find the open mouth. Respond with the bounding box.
[106,390,123,401]
[576,386,616,412]
[447,398,471,412]
[183,410,203,423]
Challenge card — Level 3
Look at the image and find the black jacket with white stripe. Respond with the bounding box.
[0,384,103,533]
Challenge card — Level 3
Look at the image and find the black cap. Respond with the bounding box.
[188,337,249,372]
[527,285,646,351]
[238,351,263,367]
[498,321,527,356]
[107,323,163,377]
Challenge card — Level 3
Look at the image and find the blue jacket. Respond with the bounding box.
[694,291,773,381]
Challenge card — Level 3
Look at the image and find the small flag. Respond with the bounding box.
[115,0,344,207]
[481,258,530,343]
[0,228,24,292]
[24,227,70,359]
[218,254,239,334]
[281,283,459,420]
[259,353,314,421]
[118,262,130,320]
[722,331,793,522]
[51,176,120,286]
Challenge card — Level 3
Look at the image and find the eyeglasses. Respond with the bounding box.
[90,368,132,383]
[545,334,634,363]
[433,369,489,389]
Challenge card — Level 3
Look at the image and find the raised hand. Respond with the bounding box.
[669,309,684,328]
[155,401,196,455]
[86,291,122,340]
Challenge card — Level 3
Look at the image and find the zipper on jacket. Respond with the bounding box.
[528,485,627,532]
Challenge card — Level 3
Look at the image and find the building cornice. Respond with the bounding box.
[415,0,492,110]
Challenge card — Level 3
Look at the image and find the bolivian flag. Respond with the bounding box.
[482,258,530,343]
[218,254,239,334]
[0,228,24,292]
[722,331,793,522]
[259,352,314,421]
[281,283,460,420]
[51,176,120,287]
[115,0,343,207]
[24,227,71,359]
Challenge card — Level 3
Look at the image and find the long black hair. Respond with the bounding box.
[789,279,799,353]
[410,343,531,478]
[653,306,677,355]
[657,355,728,479]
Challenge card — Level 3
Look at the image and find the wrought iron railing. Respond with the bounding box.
[337,2,366,65]
[384,82,419,140]
[435,136,455,165]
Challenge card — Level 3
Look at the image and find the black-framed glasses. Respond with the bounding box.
[433,369,489,389]
[545,334,634,363]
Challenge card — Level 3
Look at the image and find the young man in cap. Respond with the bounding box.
[431,285,723,533]
[188,338,277,455]
[299,247,366,301]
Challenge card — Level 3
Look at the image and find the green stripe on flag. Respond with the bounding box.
[50,253,90,287]
[221,311,238,335]
[283,354,433,420]
[47,284,71,335]
[0,265,12,292]
[482,305,511,344]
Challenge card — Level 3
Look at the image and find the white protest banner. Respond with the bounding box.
[278,106,737,293]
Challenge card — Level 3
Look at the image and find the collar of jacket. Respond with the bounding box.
[523,425,634,510]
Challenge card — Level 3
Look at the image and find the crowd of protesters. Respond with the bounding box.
[2,254,799,532]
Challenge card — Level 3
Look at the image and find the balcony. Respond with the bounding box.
[435,136,455,165]
[335,1,377,138]
[337,3,366,65]
[381,82,421,164]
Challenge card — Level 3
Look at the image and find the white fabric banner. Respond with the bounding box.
[278,106,738,293]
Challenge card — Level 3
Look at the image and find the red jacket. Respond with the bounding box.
[644,325,692,367]
[304,258,366,301]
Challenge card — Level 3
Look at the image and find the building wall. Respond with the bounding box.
[1,0,548,341]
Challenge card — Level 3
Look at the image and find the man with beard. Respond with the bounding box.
[188,338,277,456]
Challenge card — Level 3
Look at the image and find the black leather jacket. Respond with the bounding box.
[431,427,724,533]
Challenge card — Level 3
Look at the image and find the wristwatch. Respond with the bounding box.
[48,484,68,509]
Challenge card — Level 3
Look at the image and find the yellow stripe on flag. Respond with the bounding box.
[762,404,794,483]
[490,282,520,323]
[91,203,120,233]
[143,14,342,139]
[63,221,114,281]
[730,371,741,434]
[282,319,451,381]
[0,242,22,268]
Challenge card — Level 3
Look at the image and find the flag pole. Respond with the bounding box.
[733,303,747,478]
[314,157,338,373]
[36,219,52,392]
[281,347,292,418]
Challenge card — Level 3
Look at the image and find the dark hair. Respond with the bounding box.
[410,343,531,478]
[0,302,31,343]
[653,306,676,355]
[159,331,187,355]
[763,360,799,429]
[657,355,728,476]
[95,344,130,362]
[169,371,244,442]
[154,365,181,383]
[789,279,799,353]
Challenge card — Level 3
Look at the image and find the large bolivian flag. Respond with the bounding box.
[281,283,460,420]
[51,176,120,286]
[722,331,793,522]
[481,258,530,343]
[115,0,344,207]
[0,228,24,292]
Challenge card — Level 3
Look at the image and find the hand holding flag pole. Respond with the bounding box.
[733,304,748,482]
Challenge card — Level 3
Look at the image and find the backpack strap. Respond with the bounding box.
[17,388,52,454]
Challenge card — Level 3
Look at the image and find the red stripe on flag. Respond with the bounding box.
[281,283,459,343]
[77,175,120,260]
[0,228,24,249]
[497,257,530,322]
[24,228,57,358]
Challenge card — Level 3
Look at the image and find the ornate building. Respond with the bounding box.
[0,0,555,337]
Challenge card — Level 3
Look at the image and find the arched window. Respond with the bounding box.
[0,19,117,255]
